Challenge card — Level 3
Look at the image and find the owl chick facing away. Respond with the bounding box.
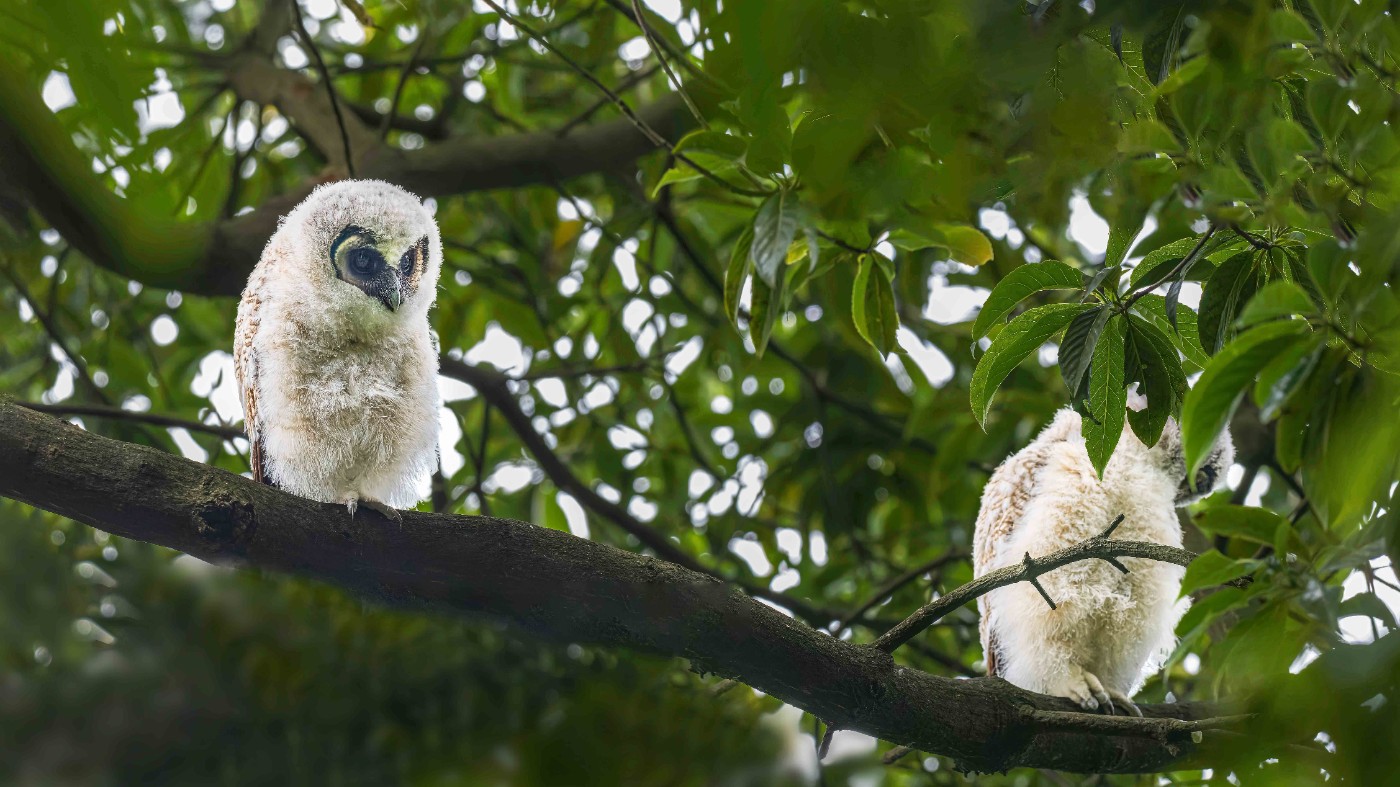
[234,180,443,521]
[973,405,1234,715]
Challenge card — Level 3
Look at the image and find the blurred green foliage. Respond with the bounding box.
[0,0,1398,784]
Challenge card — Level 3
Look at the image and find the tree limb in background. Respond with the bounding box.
[0,400,1249,775]
[0,50,693,297]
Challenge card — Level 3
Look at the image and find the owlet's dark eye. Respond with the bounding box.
[346,246,384,277]
[400,236,427,278]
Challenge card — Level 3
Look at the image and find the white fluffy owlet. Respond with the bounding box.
[973,404,1234,714]
[234,180,443,520]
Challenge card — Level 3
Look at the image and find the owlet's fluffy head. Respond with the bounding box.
[267,179,442,326]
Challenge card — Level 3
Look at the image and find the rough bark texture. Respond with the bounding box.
[0,401,1232,774]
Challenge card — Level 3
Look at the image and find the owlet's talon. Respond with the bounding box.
[359,498,402,524]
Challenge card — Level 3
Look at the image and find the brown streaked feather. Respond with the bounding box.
[973,432,1065,677]
[233,278,271,485]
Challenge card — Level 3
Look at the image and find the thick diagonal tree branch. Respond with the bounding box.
[436,356,841,624]
[0,50,692,296]
[0,401,1247,774]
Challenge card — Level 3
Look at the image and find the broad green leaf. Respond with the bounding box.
[1058,306,1108,398]
[1176,586,1250,637]
[1083,314,1127,477]
[1198,250,1260,354]
[1179,550,1253,597]
[1237,280,1315,327]
[934,224,994,267]
[1253,333,1324,420]
[1194,505,1288,545]
[1125,316,1183,446]
[1181,320,1312,476]
[851,254,898,356]
[674,129,748,158]
[970,303,1097,428]
[971,260,1084,341]
[750,191,800,287]
[1104,210,1146,270]
[724,224,754,330]
[749,263,788,357]
[1127,234,1237,290]
[1133,294,1211,369]
[1304,367,1400,528]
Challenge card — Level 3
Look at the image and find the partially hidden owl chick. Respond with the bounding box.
[973,407,1234,715]
[234,180,443,520]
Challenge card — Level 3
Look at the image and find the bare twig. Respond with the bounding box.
[830,549,968,634]
[1124,224,1218,307]
[379,30,430,141]
[1,266,112,406]
[290,2,356,175]
[479,0,766,197]
[873,515,1248,653]
[628,0,706,127]
[16,402,244,440]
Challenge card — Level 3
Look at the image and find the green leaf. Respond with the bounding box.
[749,263,788,357]
[1104,209,1147,270]
[674,129,748,158]
[1058,306,1108,398]
[890,223,994,266]
[1132,295,1210,368]
[724,224,754,330]
[1198,250,1261,354]
[1179,550,1253,597]
[1181,320,1312,476]
[851,254,898,356]
[1127,235,1236,290]
[750,191,801,287]
[653,134,747,195]
[1082,314,1127,477]
[970,303,1097,428]
[1176,586,1250,638]
[1194,505,1288,545]
[935,224,994,267]
[1253,333,1323,420]
[1125,316,1185,446]
[971,260,1084,341]
[1237,280,1315,327]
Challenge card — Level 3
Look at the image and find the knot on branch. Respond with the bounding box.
[193,496,256,548]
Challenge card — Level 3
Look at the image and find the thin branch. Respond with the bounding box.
[290,1,356,175]
[1124,224,1218,307]
[479,0,766,198]
[437,356,843,625]
[830,549,968,634]
[628,0,706,128]
[16,402,244,440]
[379,31,430,142]
[1,266,112,406]
[555,63,661,136]
[873,515,1250,653]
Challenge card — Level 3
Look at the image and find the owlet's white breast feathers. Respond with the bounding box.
[234,180,443,520]
[973,404,1234,714]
